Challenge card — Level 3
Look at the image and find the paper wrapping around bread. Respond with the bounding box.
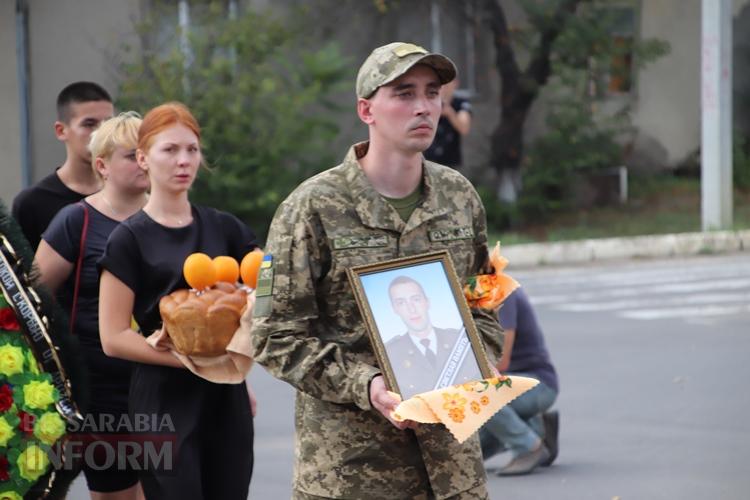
[159,282,248,357]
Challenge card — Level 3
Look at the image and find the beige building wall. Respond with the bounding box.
[0,2,23,206]
[27,0,142,183]
[632,1,701,166]
[633,0,750,166]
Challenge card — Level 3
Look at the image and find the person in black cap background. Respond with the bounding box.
[424,77,472,168]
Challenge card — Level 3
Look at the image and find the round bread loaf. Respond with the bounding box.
[159,282,248,356]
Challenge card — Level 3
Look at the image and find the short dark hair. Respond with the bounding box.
[388,275,427,301]
[56,81,112,123]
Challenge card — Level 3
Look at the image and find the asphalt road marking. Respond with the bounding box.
[515,255,750,323]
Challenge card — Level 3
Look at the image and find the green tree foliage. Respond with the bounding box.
[505,2,669,222]
[116,2,351,240]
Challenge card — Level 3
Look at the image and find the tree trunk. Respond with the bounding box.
[483,0,584,200]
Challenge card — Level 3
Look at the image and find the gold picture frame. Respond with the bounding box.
[347,250,493,400]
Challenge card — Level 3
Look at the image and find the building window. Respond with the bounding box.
[589,3,638,97]
[429,0,481,97]
[605,5,637,94]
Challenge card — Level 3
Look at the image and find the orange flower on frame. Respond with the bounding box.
[463,242,520,310]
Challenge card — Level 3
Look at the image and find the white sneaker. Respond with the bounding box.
[483,450,513,473]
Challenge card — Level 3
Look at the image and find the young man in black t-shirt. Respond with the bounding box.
[12,81,114,250]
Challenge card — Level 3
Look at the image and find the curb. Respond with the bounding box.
[502,229,750,268]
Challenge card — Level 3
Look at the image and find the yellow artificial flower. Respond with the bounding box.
[23,380,56,410]
[0,491,23,500]
[0,345,24,377]
[0,416,14,446]
[34,412,66,445]
[26,350,40,375]
[17,445,50,482]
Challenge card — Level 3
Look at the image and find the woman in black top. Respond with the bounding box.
[35,112,148,499]
[98,102,256,500]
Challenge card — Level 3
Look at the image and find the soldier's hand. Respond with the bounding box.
[369,376,418,430]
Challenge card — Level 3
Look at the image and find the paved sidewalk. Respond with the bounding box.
[502,229,750,268]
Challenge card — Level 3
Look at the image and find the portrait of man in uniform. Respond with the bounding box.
[384,274,482,399]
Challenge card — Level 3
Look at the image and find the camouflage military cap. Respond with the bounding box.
[356,42,457,98]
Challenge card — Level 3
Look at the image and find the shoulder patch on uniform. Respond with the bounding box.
[255,264,274,297]
[332,234,389,250]
[428,226,474,242]
[260,254,273,268]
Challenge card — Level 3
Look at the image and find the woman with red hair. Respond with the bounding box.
[98,102,256,499]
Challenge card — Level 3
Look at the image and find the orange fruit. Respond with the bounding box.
[183,253,217,290]
[240,250,264,288]
[213,256,240,284]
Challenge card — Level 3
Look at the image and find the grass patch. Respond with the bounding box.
[487,175,750,245]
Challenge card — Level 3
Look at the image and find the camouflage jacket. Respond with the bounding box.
[251,142,503,499]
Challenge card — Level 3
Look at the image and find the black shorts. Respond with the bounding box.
[83,463,139,493]
[80,393,140,493]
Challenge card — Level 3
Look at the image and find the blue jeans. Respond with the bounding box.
[479,379,557,457]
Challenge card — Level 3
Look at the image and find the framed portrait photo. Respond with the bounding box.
[347,251,493,400]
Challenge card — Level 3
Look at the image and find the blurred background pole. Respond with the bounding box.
[179,0,192,96]
[701,0,733,231]
[430,0,442,54]
[15,0,30,188]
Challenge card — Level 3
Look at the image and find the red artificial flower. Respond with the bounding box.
[0,308,19,331]
[0,385,12,412]
[0,456,8,481]
[18,410,35,436]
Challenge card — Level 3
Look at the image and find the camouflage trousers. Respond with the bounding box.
[292,482,489,500]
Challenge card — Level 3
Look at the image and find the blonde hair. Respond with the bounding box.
[88,111,142,178]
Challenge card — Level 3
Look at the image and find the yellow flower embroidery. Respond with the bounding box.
[442,393,467,412]
[470,401,481,414]
[486,375,512,389]
[460,382,476,392]
[480,395,490,406]
[448,408,465,423]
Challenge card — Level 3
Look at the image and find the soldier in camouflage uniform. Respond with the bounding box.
[250,42,504,499]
